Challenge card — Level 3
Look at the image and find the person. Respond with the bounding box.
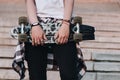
[25,0,79,80]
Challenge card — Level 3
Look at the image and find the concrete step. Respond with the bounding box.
[82,72,120,80]
[92,52,120,61]
[0,17,26,26]
[0,11,26,18]
[0,33,11,39]
[80,41,120,49]
[1,0,119,4]
[0,59,13,69]
[94,36,120,43]
[0,59,28,69]
[81,13,120,19]
[0,69,62,80]
[0,4,26,12]
[95,31,120,37]
[0,27,15,32]
[96,72,120,80]
[0,69,29,80]
[74,2,120,14]
[0,2,26,26]
[89,24,120,32]
[0,50,14,58]
[86,60,120,72]
[0,0,25,4]
[82,48,120,60]
[75,0,120,3]
[0,38,17,46]
[0,69,120,80]
[85,61,120,72]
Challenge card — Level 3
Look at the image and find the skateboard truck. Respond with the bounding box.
[18,16,28,42]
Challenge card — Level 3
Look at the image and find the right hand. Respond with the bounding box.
[31,25,47,46]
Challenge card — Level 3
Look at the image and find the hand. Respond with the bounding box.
[31,25,47,46]
[54,23,70,44]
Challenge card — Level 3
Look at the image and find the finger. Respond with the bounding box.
[64,38,68,43]
[37,38,41,45]
[40,38,44,45]
[32,36,35,46]
[31,33,36,46]
[40,34,46,45]
[38,36,44,45]
[34,37,39,46]
[32,40,35,46]
[60,37,64,44]
[56,37,60,44]
[43,34,47,41]
[57,36,63,44]
[61,37,67,44]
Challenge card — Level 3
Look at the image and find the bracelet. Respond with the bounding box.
[62,19,70,23]
[31,22,40,27]
[62,19,70,25]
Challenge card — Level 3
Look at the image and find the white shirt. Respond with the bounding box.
[35,0,64,19]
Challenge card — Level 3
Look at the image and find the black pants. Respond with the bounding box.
[25,42,78,80]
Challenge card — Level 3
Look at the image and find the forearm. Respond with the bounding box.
[64,0,74,20]
[25,0,38,24]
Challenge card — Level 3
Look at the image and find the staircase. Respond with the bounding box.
[74,0,120,80]
[0,0,120,80]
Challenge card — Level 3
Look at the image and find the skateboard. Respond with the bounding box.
[11,16,95,43]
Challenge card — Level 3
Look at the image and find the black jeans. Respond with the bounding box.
[25,41,78,80]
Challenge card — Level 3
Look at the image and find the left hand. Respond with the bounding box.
[54,22,70,44]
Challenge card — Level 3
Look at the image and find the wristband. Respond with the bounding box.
[62,19,70,25]
[62,19,70,23]
[31,22,40,27]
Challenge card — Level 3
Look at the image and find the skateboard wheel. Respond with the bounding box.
[18,34,27,42]
[73,16,82,25]
[73,33,82,42]
[19,16,28,25]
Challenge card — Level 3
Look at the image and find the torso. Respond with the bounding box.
[35,0,64,19]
